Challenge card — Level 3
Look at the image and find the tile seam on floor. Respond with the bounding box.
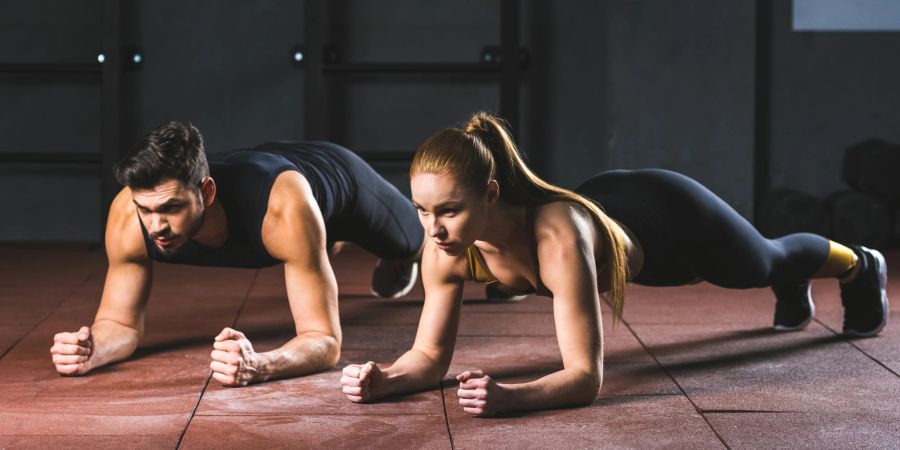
[439,381,455,450]
[812,317,900,378]
[615,313,731,450]
[700,409,794,414]
[190,413,448,418]
[0,269,97,360]
[455,334,557,337]
[175,269,261,449]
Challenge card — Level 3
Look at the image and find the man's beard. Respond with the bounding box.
[150,230,182,255]
[152,210,205,255]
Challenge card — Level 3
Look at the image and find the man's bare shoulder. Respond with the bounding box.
[266,170,316,219]
[261,170,323,262]
[105,188,149,263]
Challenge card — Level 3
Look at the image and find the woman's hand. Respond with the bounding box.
[456,369,509,417]
[341,361,385,402]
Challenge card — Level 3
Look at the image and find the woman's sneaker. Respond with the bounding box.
[840,246,889,337]
[370,259,419,298]
[485,284,528,302]
[772,280,815,331]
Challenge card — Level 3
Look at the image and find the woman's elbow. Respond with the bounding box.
[575,370,602,405]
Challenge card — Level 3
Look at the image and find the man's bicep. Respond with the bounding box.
[96,193,153,330]
[282,257,340,338]
[264,172,342,332]
[95,258,152,330]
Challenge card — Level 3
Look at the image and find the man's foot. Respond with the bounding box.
[840,246,889,337]
[371,259,418,298]
[772,280,815,331]
[485,284,528,302]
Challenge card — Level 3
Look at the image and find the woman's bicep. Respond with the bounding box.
[539,231,603,375]
[410,250,465,367]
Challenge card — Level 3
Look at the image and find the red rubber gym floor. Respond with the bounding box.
[2,244,899,448]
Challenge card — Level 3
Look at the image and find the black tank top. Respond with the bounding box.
[139,141,356,268]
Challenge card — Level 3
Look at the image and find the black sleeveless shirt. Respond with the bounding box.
[139,141,356,268]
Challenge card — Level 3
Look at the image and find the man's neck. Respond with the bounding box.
[192,199,229,248]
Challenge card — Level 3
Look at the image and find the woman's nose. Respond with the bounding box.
[428,220,445,239]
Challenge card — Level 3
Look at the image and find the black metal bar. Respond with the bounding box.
[0,153,101,164]
[100,0,122,241]
[0,63,101,74]
[304,0,332,141]
[754,0,773,224]
[323,63,503,74]
[500,0,521,141]
[356,151,415,163]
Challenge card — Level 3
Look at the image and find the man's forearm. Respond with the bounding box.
[89,319,142,370]
[257,333,340,382]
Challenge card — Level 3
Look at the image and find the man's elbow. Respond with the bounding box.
[312,333,341,368]
[323,336,341,368]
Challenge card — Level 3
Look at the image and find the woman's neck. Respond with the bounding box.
[476,202,529,252]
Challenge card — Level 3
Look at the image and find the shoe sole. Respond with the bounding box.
[486,293,529,303]
[370,262,419,299]
[844,248,889,337]
[773,283,815,332]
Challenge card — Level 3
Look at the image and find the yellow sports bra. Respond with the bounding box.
[465,245,536,297]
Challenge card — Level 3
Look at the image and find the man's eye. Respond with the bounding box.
[160,205,183,214]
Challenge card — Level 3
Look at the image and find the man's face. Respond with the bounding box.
[131,178,205,255]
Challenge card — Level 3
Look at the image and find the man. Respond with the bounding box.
[49,122,423,386]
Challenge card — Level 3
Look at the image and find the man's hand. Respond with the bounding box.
[456,369,508,417]
[50,326,94,376]
[210,327,265,387]
[340,361,385,403]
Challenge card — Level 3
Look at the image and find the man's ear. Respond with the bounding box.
[200,177,216,207]
[486,179,500,203]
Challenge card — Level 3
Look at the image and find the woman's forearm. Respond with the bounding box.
[501,367,601,413]
[379,348,448,398]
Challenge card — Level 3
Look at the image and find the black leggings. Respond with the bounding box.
[320,145,423,261]
[575,169,830,288]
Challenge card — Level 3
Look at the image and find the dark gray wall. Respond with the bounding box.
[604,1,756,217]
[125,0,306,153]
[2,1,900,242]
[0,0,103,241]
[770,0,900,198]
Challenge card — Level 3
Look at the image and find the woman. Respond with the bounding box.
[340,112,889,416]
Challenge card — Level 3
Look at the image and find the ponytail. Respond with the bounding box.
[412,112,630,320]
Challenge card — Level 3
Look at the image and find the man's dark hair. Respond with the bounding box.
[114,121,209,190]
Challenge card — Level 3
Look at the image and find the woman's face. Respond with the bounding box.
[411,173,494,256]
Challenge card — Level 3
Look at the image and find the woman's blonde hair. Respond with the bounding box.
[410,112,629,319]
